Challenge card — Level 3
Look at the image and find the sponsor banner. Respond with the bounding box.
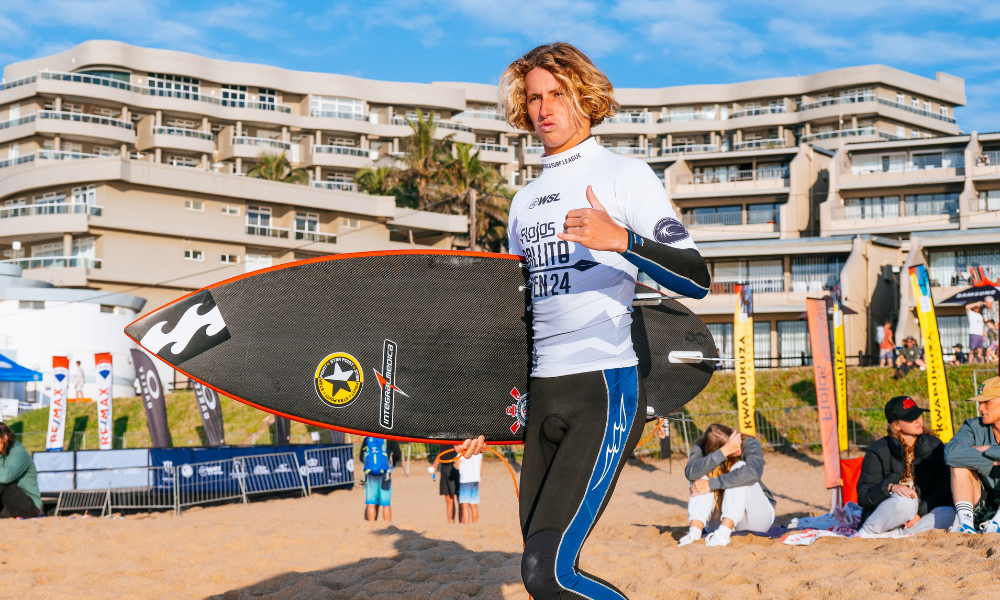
[131,349,172,448]
[734,284,756,436]
[46,356,69,451]
[807,299,842,489]
[910,265,954,442]
[95,352,114,450]
[832,283,848,452]
[274,416,290,445]
[192,382,225,447]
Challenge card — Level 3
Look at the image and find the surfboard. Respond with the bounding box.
[124,250,717,444]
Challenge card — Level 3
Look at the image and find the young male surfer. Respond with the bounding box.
[457,42,710,599]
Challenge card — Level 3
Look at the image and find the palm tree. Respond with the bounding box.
[441,143,512,252]
[354,166,399,196]
[394,109,454,210]
[246,151,309,184]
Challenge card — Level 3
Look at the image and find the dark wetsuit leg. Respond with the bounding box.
[519,366,646,600]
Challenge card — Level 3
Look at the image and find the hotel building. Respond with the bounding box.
[1,41,995,367]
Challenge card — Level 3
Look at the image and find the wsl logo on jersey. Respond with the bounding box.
[529,193,561,209]
[315,352,364,408]
[132,289,231,364]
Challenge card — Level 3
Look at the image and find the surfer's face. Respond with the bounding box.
[525,67,589,151]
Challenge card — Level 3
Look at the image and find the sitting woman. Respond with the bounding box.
[857,396,954,535]
[680,424,776,547]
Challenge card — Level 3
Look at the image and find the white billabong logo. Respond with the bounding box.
[592,393,627,490]
[141,302,227,357]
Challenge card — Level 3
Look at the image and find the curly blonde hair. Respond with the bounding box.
[497,42,619,132]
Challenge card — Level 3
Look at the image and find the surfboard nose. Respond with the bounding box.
[125,290,232,365]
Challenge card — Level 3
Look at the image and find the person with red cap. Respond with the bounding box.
[856,396,954,535]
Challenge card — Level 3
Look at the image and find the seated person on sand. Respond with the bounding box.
[679,424,775,547]
[945,377,1000,534]
[856,396,954,535]
[0,422,43,519]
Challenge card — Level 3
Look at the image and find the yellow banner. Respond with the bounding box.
[910,265,954,442]
[734,284,756,435]
[832,288,848,452]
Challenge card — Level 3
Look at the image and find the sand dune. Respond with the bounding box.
[2,450,999,599]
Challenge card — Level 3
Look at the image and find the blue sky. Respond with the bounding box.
[2,0,999,132]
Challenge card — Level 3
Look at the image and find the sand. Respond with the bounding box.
[2,449,1000,599]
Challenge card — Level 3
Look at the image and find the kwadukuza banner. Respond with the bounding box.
[910,265,954,442]
[832,283,848,452]
[806,299,841,489]
[131,349,172,448]
[192,381,225,447]
[734,284,756,435]
[46,356,69,451]
[95,353,114,450]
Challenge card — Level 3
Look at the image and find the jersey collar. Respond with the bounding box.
[540,136,602,172]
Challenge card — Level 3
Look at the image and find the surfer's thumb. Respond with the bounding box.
[586,185,607,212]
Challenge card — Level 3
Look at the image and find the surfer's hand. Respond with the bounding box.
[457,435,486,458]
[558,186,628,252]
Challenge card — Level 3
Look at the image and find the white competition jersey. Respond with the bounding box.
[508,137,699,378]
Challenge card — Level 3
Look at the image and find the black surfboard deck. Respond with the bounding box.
[125,250,716,444]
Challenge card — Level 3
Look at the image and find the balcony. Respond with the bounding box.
[38,150,104,162]
[38,71,293,113]
[964,196,1000,229]
[607,146,651,157]
[1,74,36,91]
[790,274,837,293]
[456,110,505,121]
[294,229,337,244]
[732,138,787,151]
[662,144,718,155]
[310,110,369,121]
[799,93,875,111]
[801,127,900,144]
[0,255,100,287]
[390,116,472,133]
[0,154,36,170]
[312,180,357,192]
[1,202,102,218]
[137,123,215,154]
[0,202,102,241]
[302,144,371,169]
[681,207,780,240]
[218,136,291,161]
[829,197,959,233]
[674,167,789,199]
[0,110,135,145]
[711,277,784,295]
[657,113,716,123]
[729,106,785,119]
[876,97,956,124]
[606,113,650,124]
[973,151,1000,179]
[245,224,290,238]
[473,143,511,163]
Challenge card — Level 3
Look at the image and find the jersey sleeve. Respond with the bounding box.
[507,194,524,257]
[617,165,711,299]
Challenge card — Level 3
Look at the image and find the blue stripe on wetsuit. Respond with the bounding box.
[554,366,639,600]
[622,230,710,300]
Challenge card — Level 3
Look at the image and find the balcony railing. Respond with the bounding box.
[657,113,716,123]
[790,274,837,292]
[1,202,103,219]
[392,117,472,132]
[606,113,649,124]
[732,138,786,151]
[154,126,213,140]
[662,144,718,155]
[39,110,133,129]
[524,146,545,154]
[905,198,959,217]
[0,256,102,269]
[677,167,788,185]
[799,93,875,111]
[928,267,1000,288]
[683,206,780,228]
[312,180,357,192]
[729,106,785,119]
[294,229,337,244]
[876,97,956,123]
[711,278,784,294]
[0,154,35,169]
[607,146,650,156]
[39,71,292,113]
[456,110,506,121]
[1,74,37,91]
[38,150,103,161]
[313,145,370,157]
[245,224,290,238]
[832,203,901,220]
[474,143,510,153]
[978,151,1000,166]
[969,196,1000,214]
[800,127,901,143]
[311,110,369,121]
[232,136,291,150]
[0,114,37,130]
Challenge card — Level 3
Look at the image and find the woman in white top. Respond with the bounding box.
[458,453,482,524]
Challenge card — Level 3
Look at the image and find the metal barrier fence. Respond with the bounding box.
[54,466,175,516]
[173,457,249,514]
[239,452,307,498]
[303,446,355,494]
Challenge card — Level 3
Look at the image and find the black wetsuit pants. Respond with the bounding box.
[520,366,646,600]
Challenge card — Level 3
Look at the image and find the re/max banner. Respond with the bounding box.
[910,265,954,442]
[95,353,113,450]
[734,284,756,435]
[46,356,69,452]
[807,299,841,489]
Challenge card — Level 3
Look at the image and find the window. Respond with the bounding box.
[852,152,905,174]
[71,237,95,258]
[257,88,277,108]
[33,191,67,214]
[92,146,116,157]
[342,217,360,229]
[912,130,921,139]
[166,118,196,129]
[80,70,130,83]
[19,300,44,310]
[310,96,365,118]
[778,321,810,367]
[912,152,963,170]
[221,253,239,264]
[168,156,198,168]
[940,106,949,117]
[62,141,83,153]
[245,253,272,273]
[747,203,780,225]
[247,205,272,235]
[896,126,905,137]
[979,190,1000,212]
[708,323,733,367]
[295,212,319,240]
[924,101,931,112]
[791,255,846,291]
[928,248,1000,286]
[92,106,115,118]
[754,321,772,369]
[148,73,200,98]
[31,242,63,258]
[100,305,114,313]
[221,84,246,107]
[221,204,240,216]
[843,196,899,220]
[184,199,204,211]
[184,249,204,261]
[911,97,919,108]
[329,137,356,147]
[710,258,783,293]
[72,185,95,205]
[690,205,741,226]
[936,316,968,358]
[896,93,904,104]
[9,104,20,120]
[904,193,959,217]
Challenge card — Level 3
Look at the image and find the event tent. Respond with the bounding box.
[0,352,42,382]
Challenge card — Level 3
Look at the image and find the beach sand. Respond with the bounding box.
[2,449,1000,599]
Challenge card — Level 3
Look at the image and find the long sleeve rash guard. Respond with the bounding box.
[508,137,710,378]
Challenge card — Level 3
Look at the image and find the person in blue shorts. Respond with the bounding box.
[458,452,482,524]
[359,436,401,522]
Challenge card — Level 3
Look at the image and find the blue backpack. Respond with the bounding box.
[364,437,389,475]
